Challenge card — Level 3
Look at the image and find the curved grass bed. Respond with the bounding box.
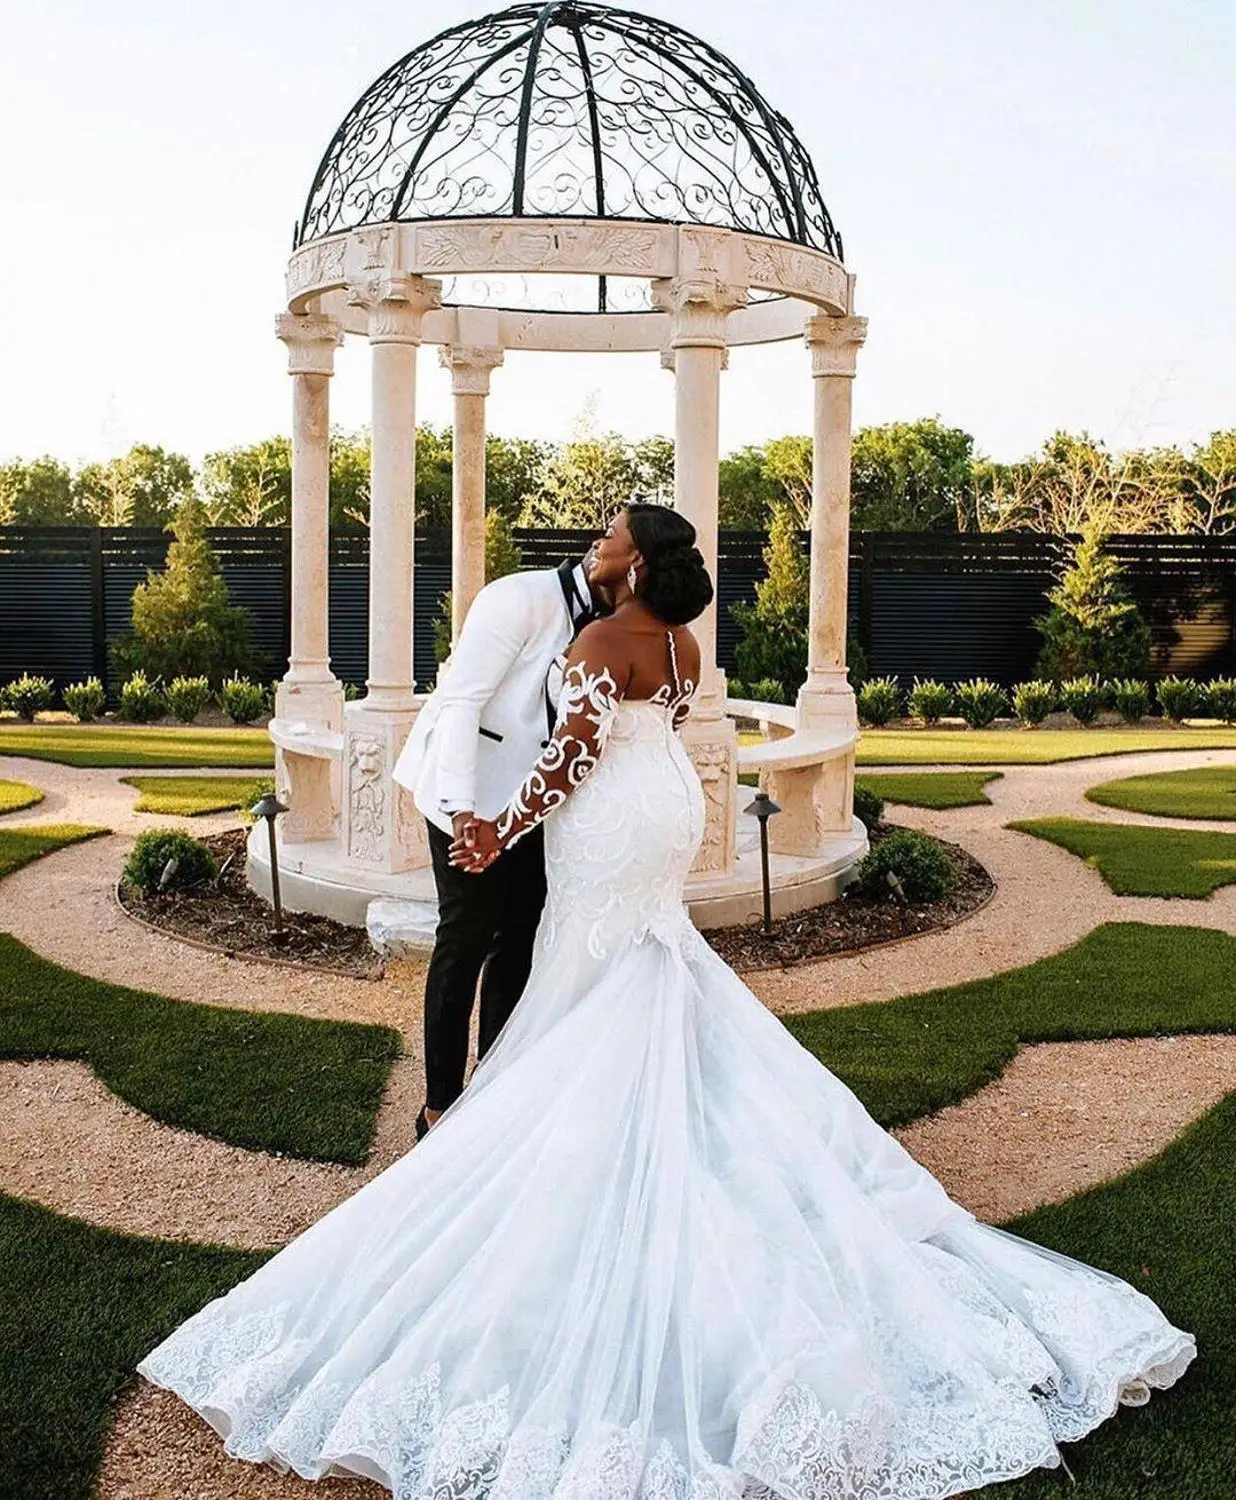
[0,934,400,1164]
[857,770,1001,809]
[0,779,44,815]
[0,724,273,770]
[0,824,108,880]
[121,773,270,817]
[1087,765,1236,821]
[1009,817,1236,899]
[858,726,1236,766]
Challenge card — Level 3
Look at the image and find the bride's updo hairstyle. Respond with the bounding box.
[624,503,714,627]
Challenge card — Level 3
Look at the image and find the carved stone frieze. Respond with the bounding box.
[286,237,348,300]
[346,733,386,865]
[413,220,670,277]
[742,238,848,310]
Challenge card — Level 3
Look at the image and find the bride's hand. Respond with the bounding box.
[450,818,501,874]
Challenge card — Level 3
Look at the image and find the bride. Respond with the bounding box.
[138,504,1193,1499]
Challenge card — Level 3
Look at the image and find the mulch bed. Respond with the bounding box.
[705,826,994,973]
[117,823,993,981]
[117,828,383,979]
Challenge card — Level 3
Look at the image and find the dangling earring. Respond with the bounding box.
[626,563,639,593]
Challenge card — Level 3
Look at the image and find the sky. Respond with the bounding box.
[1,0,1232,470]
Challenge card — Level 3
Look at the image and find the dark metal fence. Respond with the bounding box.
[2,526,1234,698]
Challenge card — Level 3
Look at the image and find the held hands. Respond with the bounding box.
[449,812,502,875]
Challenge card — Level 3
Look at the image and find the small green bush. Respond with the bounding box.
[954,678,1008,729]
[237,775,278,827]
[118,671,165,723]
[1011,680,1056,727]
[1157,676,1202,724]
[749,677,789,706]
[858,676,902,727]
[853,783,885,832]
[855,828,956,903]
[1111,678,1150,724]
[165,675,212,723]
[123,827,217,896]
[908,678,952,725]
[1060,675,1105,726]
[2,674,55,721]
[1203,678,1236,725]
[63,677,106,722]
[219,675,267,725]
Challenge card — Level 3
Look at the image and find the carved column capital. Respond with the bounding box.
[438,343,505,396]
[347,273,443,344]
[805,314,869,378]
[651,276,748,349]
[275,312,343,376]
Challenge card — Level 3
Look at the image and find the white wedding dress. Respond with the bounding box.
[139,655,1194,1500]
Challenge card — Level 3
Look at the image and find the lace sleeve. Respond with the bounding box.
[494,655,624,849]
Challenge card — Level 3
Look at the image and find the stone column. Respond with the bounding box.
[652,276,746,878]
[272,311,344,841]
[439,344,504,641]
[341,274,441,874]
[769,314,869,857]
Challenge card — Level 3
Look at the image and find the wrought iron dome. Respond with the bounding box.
[295,1,842,313]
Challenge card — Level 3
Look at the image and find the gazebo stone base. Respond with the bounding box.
[246,814,869,951]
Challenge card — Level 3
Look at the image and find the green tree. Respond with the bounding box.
[109,497,254,684]
[850,417,975,531]
[762,435,813,525]
[519,431,659,531]
[0,456,78,524]
[201,437,291,526]
[486,434,554,523]
[1035,526,1151,681]
[731,503,810,699]
[330,427,371,526]
[73,444,196,528]
[719,444,780,530]
[414,424,454,530]
[433,509,527,663]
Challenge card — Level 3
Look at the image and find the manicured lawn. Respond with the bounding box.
[857,770,1001,809]
[0,824,109,880]
[121,773,271,817]
[0,934,401,1163]
[1009,817,1236,899]
[857,726,1236,766]
[0,779,44,815]
[1087,765,1236,821]
[0,724,274,769]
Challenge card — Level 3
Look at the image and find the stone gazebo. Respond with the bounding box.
[250,0,869,932]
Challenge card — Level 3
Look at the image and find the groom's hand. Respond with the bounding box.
[451,811,477,842]
[450,817,501,873]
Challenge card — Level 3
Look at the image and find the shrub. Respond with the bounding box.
[1203,678,1236,725]
[846,638,870,691]
[118,671,165,723]
[855,828,956,903]
[1111,678,1151,724]
[908,678,952,725]
[1157,676,1202,724]
[732,504,808,703]
[857,676,902,727]
[2,673,55,721]
[1011,679,1056,727]
[749,677,789,706]
[1034,528,1150,681]
[954,678,1008,729]
[63,677,106,722]
[219,675,267,725]
[123,827,217,896]
[165,675,212,723]
[1059,675,1105,726]
[238,775,278,827]
[853,783,884,832]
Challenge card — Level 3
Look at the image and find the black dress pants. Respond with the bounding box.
[422,818,548,1111]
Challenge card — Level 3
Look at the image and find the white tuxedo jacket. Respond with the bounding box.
[393,565,589,834]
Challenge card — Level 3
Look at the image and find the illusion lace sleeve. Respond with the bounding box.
[495,656,624,849]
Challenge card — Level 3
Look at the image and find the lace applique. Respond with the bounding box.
[496,660,621,849]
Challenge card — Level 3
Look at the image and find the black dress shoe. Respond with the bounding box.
[415,1105,431,1142]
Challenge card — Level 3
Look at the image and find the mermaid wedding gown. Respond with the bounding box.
[139,649,1194,1500]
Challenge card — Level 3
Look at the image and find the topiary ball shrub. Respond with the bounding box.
[3,674,55,721]
[1111,678,1150,724]
[955,678,1008,730]
[1060,675,1105,726]
[123,828,217,897]
[118,671,165,723]
[1157,676,1201,725]
[853,783,885,833]
[1203,678,1236,725]
[63,677,106,722]
[908,678,952,726]
[219,675,267,725]
[1011,680,1056,727]
[165,675,212,723]
[855,828,956,904]
[858,676,902,727]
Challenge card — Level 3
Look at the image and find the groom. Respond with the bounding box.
[392,551,609,1136]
